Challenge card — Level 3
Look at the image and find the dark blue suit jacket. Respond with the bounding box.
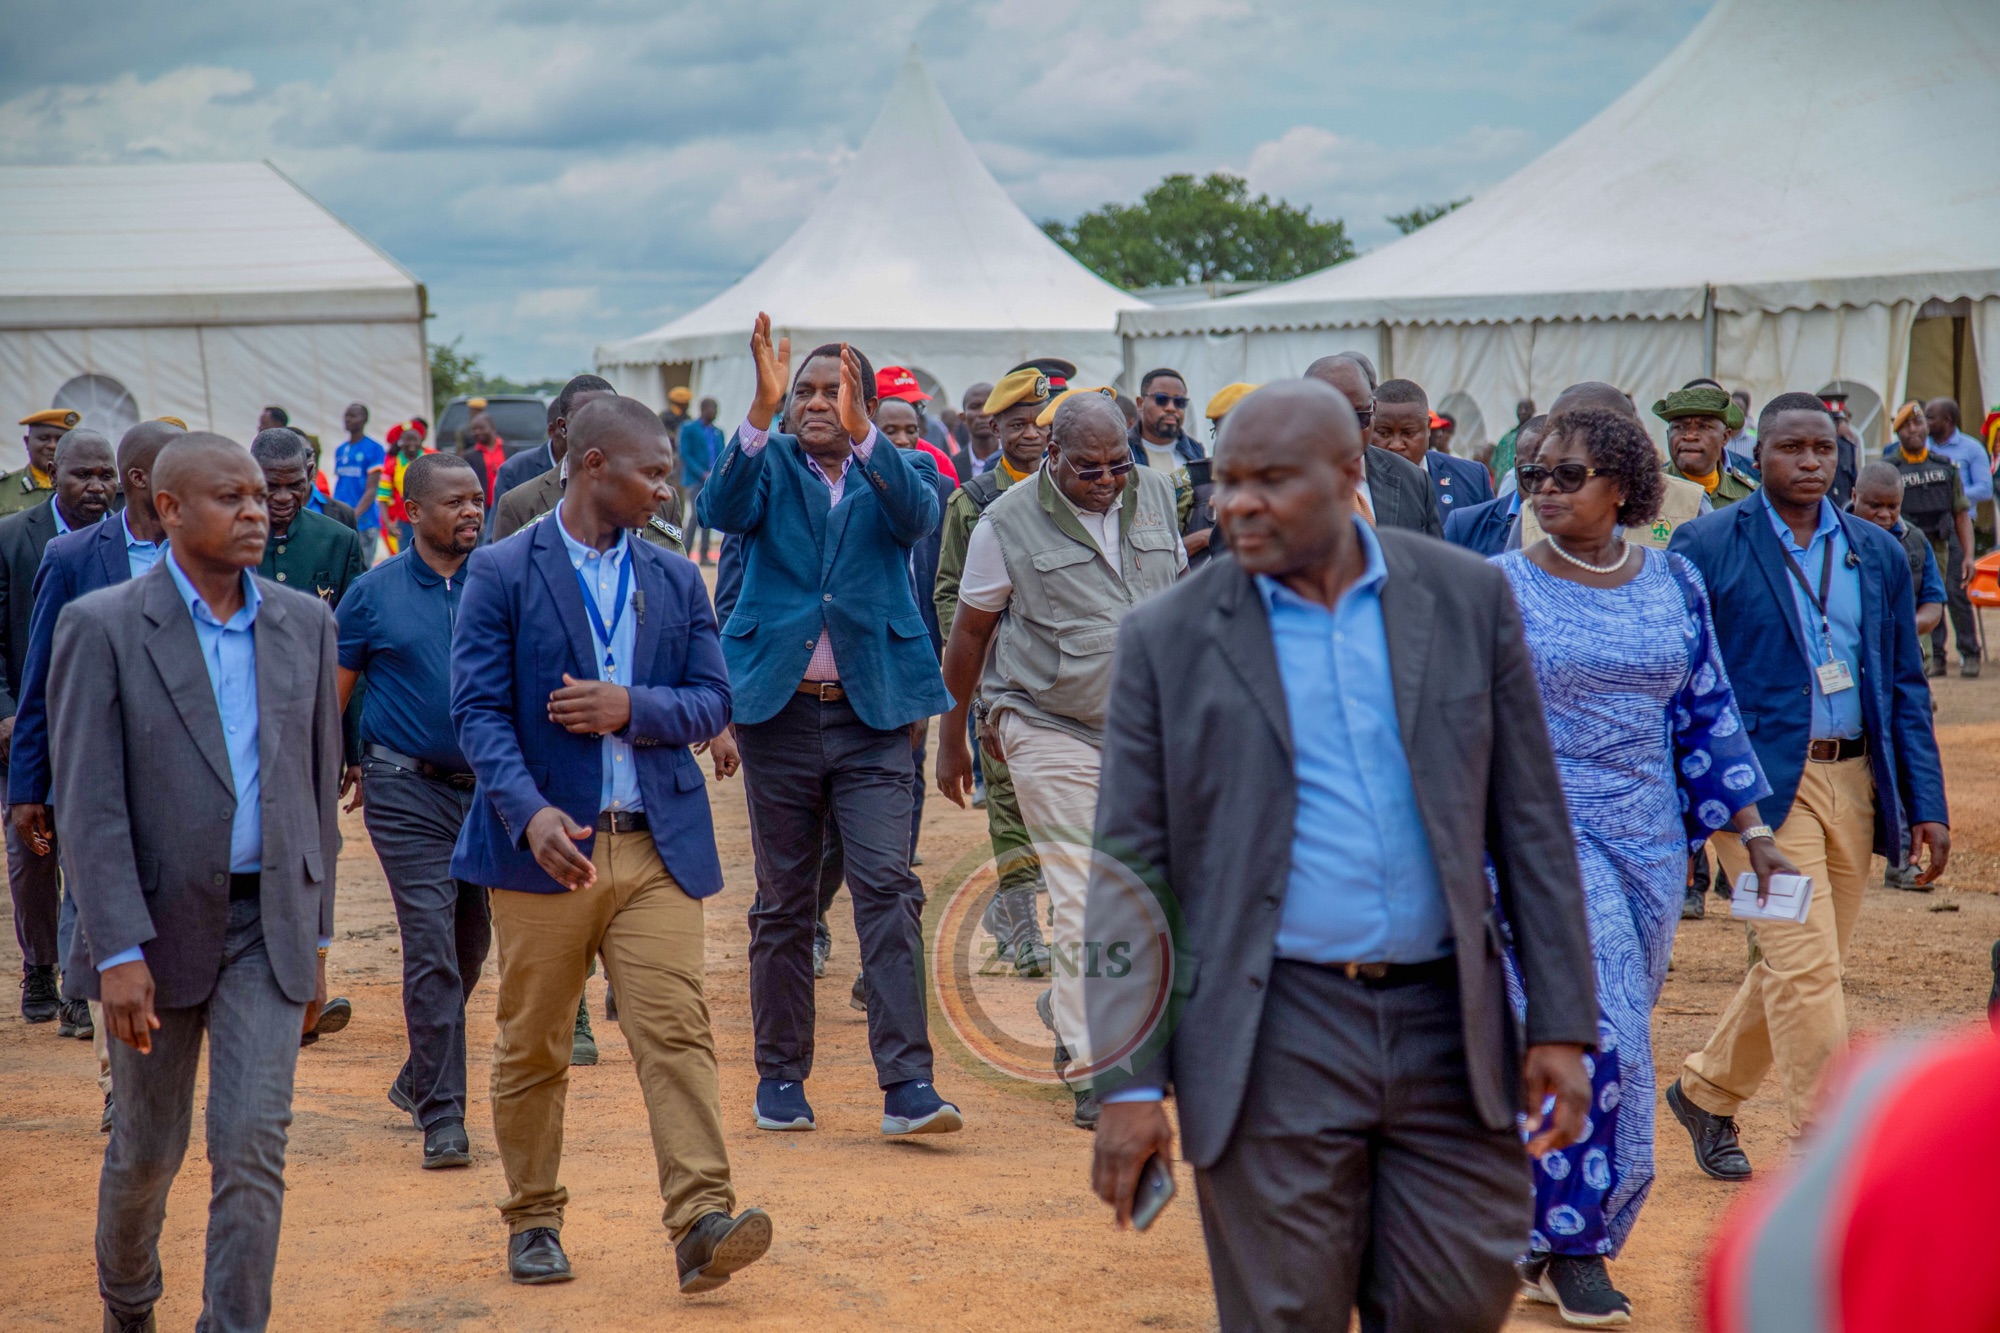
[9,518,133,806]
[1667,498,1946,856]
[697,430,950,731]
[449,518,731,895]
[1425,450,1494,523]
[1442,494,1516,557]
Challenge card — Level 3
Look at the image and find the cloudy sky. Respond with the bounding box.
[1,0,1709,381]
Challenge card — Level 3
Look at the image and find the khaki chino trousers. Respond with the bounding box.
[489,829,733,1239]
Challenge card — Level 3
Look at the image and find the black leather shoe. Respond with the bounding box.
[675,1208,772,1294]
[103,1306,155,1332]
[20,965,58,1023]
[1680,886,1706,920]
[423,1120,471,1169]
[508,1227,574,1284]
[1666,1079,1752,1181]
[58,997,93,1038]
[387,1079,420,1129]
[314,996,352,1035]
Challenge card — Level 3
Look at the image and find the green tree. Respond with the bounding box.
[1386,197,1470,235]
[429,337,481,409]
[1042,172,1353,288]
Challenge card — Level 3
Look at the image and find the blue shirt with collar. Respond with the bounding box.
[1259,520,1452,965]
[122,510,164,579]
[1761,492,1863,740]
[1931,429,1993,505]
[554,501,642,814]
[336,549,467,769]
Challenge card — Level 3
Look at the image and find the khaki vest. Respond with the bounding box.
[1519,469,1707,550]
[981,466,1180,744]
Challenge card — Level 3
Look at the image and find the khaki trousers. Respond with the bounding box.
[489,830,733,1239]
[1681,755,1875,1134]
[997,712,1100,1069]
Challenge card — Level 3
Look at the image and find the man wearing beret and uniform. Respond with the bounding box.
[1659,385,1759,507]
[934,364,1057,978]
[2,409,75,518]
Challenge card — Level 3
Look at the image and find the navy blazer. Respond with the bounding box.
[9,517,135,806]
[1442,493,1516,558]
[697,430,950,731]
[1425,450,1495,522]
[449,518,731,896]
[1667,498,1946,857]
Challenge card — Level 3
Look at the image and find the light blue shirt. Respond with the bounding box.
[1260,520,1452,965]
[123,510,163,579]
[1761,492,1864,741]
[554,501,642,814]
[1930,429,1993,505]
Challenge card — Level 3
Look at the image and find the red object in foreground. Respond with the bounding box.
[1705,1026,2000,1332]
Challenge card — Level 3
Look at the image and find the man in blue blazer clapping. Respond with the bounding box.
[451,395,771,1294]
[698,315,960,1139]
[1662,392,1949,1181]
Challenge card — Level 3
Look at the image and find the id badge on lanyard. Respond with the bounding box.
[1785,538,1855,696]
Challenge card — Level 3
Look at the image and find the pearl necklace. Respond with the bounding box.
[1547,534,1632,575]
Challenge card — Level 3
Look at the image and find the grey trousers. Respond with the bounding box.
[1195,960,1531,1333]
[6,806,59,969]
[98,897,305,1331]
[362,761,491,1129]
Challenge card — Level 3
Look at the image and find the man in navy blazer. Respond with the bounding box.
[1444,415,1548,556]
[698,317,960,1139]
[1371,378,1494,524]
[1663,393,1948,1178]
[450,395,771,1293]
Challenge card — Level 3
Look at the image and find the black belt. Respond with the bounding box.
[597,811,649,834]
[1309,956,1457,988]
[364,743,476,790]
[1807,736,1867,763]
[797,680,846,702]
[229,872,261,902]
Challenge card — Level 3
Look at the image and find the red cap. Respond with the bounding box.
[1428,411,1451,430]
[876,366,929,403]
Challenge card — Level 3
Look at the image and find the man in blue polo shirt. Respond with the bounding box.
[336,451,491,1170]
[333,401,387,563]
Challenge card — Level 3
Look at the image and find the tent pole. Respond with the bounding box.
[1703,286,1717,378]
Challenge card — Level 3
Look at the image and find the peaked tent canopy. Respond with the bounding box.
[596,48,1143,420]
[0,162,430,468]
[1121,0,2000,453]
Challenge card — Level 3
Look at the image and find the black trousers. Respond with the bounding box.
[1195,960,1530,1333]
[361,762,492,1129]
[738,691,931,1087]
[5,807,59,970]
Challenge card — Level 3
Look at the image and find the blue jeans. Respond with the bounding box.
[97,897,306,1330]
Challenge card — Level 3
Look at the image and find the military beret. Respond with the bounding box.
[667,387,693,406]
[1008,358,1076,392]
[983,367,1053,416]
[1653,385,1740,429]
[1205,382,1261,421]
[1035,385,1115,427]
[154,415,188,429]
[19,408,79,430]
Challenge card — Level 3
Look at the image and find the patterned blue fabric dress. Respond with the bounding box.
[1496,547,1770,1258]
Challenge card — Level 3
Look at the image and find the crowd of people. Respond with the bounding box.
[0,314,1982,1330]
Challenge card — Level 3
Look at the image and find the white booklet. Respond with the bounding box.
[1731,871,1815,923]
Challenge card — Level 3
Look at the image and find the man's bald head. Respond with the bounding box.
[117,418,185,478]
[1549,382,1637,421]
[1223,378,1364,465]
[152,432,258,499]
[1303,355,1374,418]
[54,429,112,471]
[1050,393,1127,453]
[1305,351,1377,392]
[152,433,269,573]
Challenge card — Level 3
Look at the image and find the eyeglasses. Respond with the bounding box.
[1515,463,1609,494]
[1354,406,1374,429]
[1061,455,1135,484]
[1149,394,1190,410]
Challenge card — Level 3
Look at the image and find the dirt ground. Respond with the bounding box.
[5,674,1999,1331]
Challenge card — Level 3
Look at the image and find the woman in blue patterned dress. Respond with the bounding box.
[1498,410,1797,1327]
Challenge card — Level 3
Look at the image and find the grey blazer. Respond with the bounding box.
[1364,445,1445,537]
[50,562,342,1009]
[1086,534,1596,1169]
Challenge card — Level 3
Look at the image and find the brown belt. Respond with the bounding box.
[797,680,846,702]
[1314,957,1457,988]
[1807,736,1867,763]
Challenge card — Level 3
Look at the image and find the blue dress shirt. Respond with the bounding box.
[1761,493,1863,740]
[554,502,642,814]
[1931,429,1994,505]
[123,510,163,579]
[1260,520,1452,964]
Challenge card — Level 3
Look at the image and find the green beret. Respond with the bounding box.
[983,367,1052,415]
[1653,386,1743,431]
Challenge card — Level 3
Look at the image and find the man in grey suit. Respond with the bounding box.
[1303,353,1445,537]
[51,434,342,1333]
[1086,380,1595,1332]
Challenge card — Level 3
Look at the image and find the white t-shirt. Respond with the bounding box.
[1141,440,1179,472]
[959,488,1187,613]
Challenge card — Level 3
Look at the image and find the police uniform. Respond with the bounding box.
[0,409,74,519]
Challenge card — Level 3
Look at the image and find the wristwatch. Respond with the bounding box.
[1739,824,1776,845]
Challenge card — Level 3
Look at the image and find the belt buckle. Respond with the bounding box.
[1808,738,1838,762]
[814,681,840,701]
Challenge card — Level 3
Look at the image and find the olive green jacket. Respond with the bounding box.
[0,468,54,519]
[258,506,366,607]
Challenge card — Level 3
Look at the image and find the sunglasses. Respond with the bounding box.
[1149,394,1190,410]
[1060,455,1135,484]
[1354,406,1374,429]
[1516,463,1609,494]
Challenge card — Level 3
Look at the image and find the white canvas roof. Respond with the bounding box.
[0,161,423,329]
[597,47,1141,370]
[1124,0,2000,338]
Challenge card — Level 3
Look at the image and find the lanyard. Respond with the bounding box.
[574,549,633,672]
[1780,532,1837,662]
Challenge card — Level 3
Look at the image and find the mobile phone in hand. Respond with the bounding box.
[1131,1152,1176,1231]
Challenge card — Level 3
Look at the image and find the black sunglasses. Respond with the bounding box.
[1061,455,1136,484]
[1354,406,1374,429]
[1516,463,1609,494]
[1149,394,1190,410]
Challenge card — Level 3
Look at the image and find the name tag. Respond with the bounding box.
[1816,659,1856,694]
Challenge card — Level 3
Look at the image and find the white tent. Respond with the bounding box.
[596,48,1142,419]
[0,162,429,470]
[1120,0,2000,453]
